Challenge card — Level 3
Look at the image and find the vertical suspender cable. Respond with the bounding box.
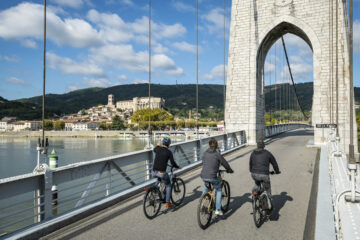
[329,0,333,123]
[336,0,339,137]
[196,0,199,138]
[148,0,151,145]
[274,42,279,124]
[223,0,226,131]
[349,0,355,162]
[42,0,46,144]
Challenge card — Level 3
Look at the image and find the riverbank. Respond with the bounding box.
[0,130,222,138]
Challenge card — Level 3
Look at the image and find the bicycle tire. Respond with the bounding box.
[171,177,186,206]
[143,187,162,219]
[221,180,230,212]
[197,193,213,230]
[252,196,262,228]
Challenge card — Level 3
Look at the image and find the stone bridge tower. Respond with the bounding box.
[225,0,357,152]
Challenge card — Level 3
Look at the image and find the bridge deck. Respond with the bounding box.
[41,129,317,240]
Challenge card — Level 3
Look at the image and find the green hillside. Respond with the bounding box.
[2,82,359,120]
[0,96,58,120]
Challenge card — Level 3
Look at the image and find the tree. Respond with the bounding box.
[54,120,65,130]
[131,108,173,122]
[41,120,53,130]
[111,115,125,130]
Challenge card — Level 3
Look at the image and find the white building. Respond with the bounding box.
[72,122,99,131]
[116,97,165,112]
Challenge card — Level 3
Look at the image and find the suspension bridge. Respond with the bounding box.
[0,0,360,239]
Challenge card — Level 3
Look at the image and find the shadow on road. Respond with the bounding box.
[223,193,252,220]
[269,192,293,221]
[171,186,202,212]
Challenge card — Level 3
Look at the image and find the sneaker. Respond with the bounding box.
[165,202,173,208]
[214,210,223,216]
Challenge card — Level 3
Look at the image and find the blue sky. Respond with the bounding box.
[0,0,359,100]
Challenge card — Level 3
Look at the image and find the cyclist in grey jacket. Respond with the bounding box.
[200,138,233,216]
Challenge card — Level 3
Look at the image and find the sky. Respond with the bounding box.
[0,0,359,100]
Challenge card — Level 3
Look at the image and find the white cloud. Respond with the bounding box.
[121,0,134,6]
[118,74,127,81]
[67,85,78,91]
[132,79,147,84]
[87,9,133,43]
[153,44,171,54]
[172,1,195,12]
[83,77,113,88]
[21,39,37,48]
[201,8,229,36]
[0,3,104,48]
[6,77,27,85]
[280,62,313,80]
[52,0,84,9]
[131,16,186,40]
[283,34,312,56]
[0,55,20,62]
[90,44,183,76]
[47,52,104,77]
[265,62,275,74]
[173,41,197,54]
[205,65,227,80]
[355,20,360,53]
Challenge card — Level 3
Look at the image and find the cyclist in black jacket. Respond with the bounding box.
[249,140,280,198]
[153,137,180,208]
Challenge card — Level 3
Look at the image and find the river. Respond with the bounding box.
[0,136,185,179]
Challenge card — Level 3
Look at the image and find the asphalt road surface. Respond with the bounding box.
[42,129,317,240]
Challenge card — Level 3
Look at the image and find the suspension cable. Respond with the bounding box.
[196,0,199,138]
[336,0,339,137]
[329,0,333,123]
[223,0,226,131]
[275,42,277,124]
[42,0,46,144]
[148,0,151,140]
[349,0,355,162]
[281,36,309,119]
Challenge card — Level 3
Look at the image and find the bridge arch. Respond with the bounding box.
[255,18,319,136]
[225,0,356,151]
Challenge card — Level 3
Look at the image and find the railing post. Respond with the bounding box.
[195,138,201,162]
[145,150,153,180]
[224,133,228,151]
[106,163,111,196]
[43,167,53,220]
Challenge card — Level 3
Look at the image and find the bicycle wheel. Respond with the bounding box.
[171,177,186,206]
[197,193,213,230]
[221,180,230,212]
[143,187,162,219]
[252,196,262,228]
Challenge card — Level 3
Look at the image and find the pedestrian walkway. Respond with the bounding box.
[328,143,360,240]
[41,129,317,240]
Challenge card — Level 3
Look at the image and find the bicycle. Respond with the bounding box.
[197,170,231,229]
[143,165,186,219]
[252,171,278,228]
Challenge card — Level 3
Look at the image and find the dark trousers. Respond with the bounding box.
[251,173,271,197]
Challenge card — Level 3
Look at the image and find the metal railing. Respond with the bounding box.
[0,130,247,237]
[0,124,307,238]
[265,123,311,138]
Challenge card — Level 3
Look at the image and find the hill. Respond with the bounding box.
[2,82,360,120]
[0,96,59,120]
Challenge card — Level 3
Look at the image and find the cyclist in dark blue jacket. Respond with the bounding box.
[153,137,180,208]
